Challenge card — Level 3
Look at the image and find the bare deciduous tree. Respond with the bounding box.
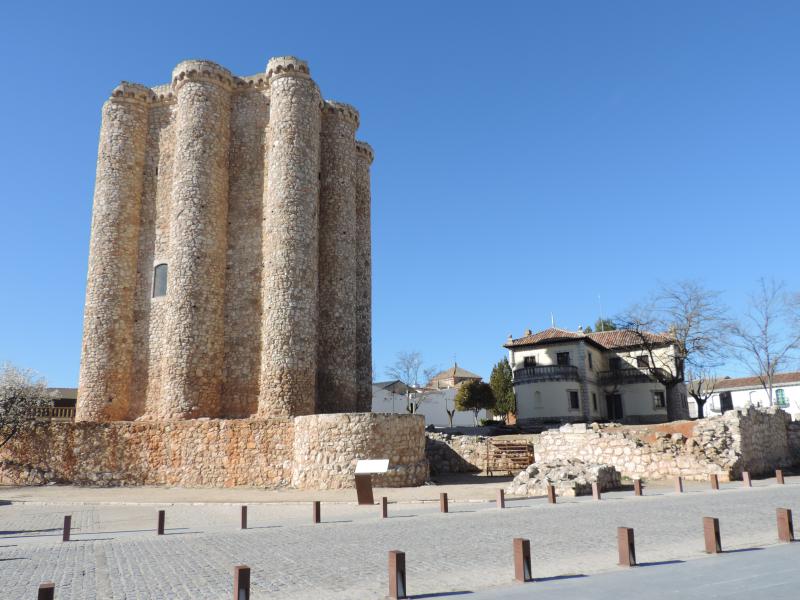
[728,278,800,406]
[385,351,438,414]
[617,280,729,420]
[685,367,719,419]
[0,363,52,449]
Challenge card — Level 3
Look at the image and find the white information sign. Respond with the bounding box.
[355,459,389,474]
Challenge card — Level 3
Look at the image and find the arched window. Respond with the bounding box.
[152,263,168,297]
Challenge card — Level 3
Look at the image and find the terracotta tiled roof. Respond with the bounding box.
[429,364,482,382]
[504,328,585,348]
[504,327,674,350]
[586,330,674,349]
[706,371,800,391]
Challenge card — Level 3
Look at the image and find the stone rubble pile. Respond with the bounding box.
[505,458,621,497]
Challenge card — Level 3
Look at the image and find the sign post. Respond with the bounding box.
[354,459,389,506]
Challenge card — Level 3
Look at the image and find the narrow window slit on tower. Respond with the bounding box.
[153,263,168,297]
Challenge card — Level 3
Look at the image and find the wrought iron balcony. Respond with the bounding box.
[597,367,658,386]
[512,365,580,384]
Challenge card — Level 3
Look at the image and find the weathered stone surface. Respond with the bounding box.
[425,433,486,474]
[77,56,374,423]
[293,413,428,488]
[0,414,427,489]
[506,459,621,497]
[536,406,795,481]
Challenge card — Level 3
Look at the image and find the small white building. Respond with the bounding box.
[687,372,800,418]
[505,327,688,425]
[371,365,489,427]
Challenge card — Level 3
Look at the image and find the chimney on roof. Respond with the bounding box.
[578,325,584,332]
[524,329,532,336]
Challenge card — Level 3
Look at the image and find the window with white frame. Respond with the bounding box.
[568,390,580,411]
[653,390,666,409]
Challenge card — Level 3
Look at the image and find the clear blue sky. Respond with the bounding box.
[1,1,798,386]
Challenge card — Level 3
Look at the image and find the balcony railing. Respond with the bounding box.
[35,406,76,422]
[513,365,580,384]
[597,367,659,386]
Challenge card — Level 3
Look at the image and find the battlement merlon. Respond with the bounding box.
[110,82,155,104]
[266,56,311,81]
[323,101,360,130]
[355,141,375,164]
[171,59,235,92]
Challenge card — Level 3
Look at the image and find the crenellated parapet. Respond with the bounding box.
[78,55,374,423]
[171,59,235,91]
[322,100,360,129]
[355,141,375,164]
[266,56,311,80]
[110,82,155,104]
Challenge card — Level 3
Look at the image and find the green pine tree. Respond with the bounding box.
[489,357,515,421]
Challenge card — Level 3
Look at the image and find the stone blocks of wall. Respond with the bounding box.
[425,433,486,474]
[535,406,794,481]
[292,413,428,488]
[0,414,428,489]
[0,419,294,487]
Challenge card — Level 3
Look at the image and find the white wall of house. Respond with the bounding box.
[688,382,800,418]
[516,380,582,420]
[510,338,672,423]
[371,386,487,427]
[508,342,581,370]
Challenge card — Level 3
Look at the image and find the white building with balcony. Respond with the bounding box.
[687,372,800,418]
[505,327,687,425]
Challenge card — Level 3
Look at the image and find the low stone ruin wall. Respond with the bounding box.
[506,459,621,497]
[0,413,428,489]
[536,406,794,481]
[292,413,428,489]
[425,433,486,474]
[0,419,295,487]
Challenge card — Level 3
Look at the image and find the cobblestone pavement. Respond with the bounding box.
[1,481,799,599]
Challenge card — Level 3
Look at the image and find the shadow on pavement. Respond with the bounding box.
[534,574,587,582]
[411,591,473,598]
[638,560,685,567]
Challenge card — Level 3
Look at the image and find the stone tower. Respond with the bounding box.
[76,57,374,422]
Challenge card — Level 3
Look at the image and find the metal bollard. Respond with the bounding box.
[38,583,55,600]
[675,476,683,493]
[776,469,785,485]
[710,474,719,490]
[742,472,752,487]
[157,510,165,535]
[241,505,247,530]
[62,515,71,542]
[703,517,721,554]
[312,501,321,524]
[592,482,601,501]
[439,492,449,513]
[513,538,532,583]
[497,489,505,509]
[233,565,250,600]
[388,550,407,599]
[617,527,636,567]
[633,479,642,496]
[777,508,794,543]
[381,496,388,519]
[547,484,556,504]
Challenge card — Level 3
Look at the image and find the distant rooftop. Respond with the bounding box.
[504,327,674,350]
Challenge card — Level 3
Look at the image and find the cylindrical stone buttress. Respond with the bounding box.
[76,83,150,422]
[317,102,359,413]
[354,141,374,412]
[258,57,322,418]
[160,61,232,419]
